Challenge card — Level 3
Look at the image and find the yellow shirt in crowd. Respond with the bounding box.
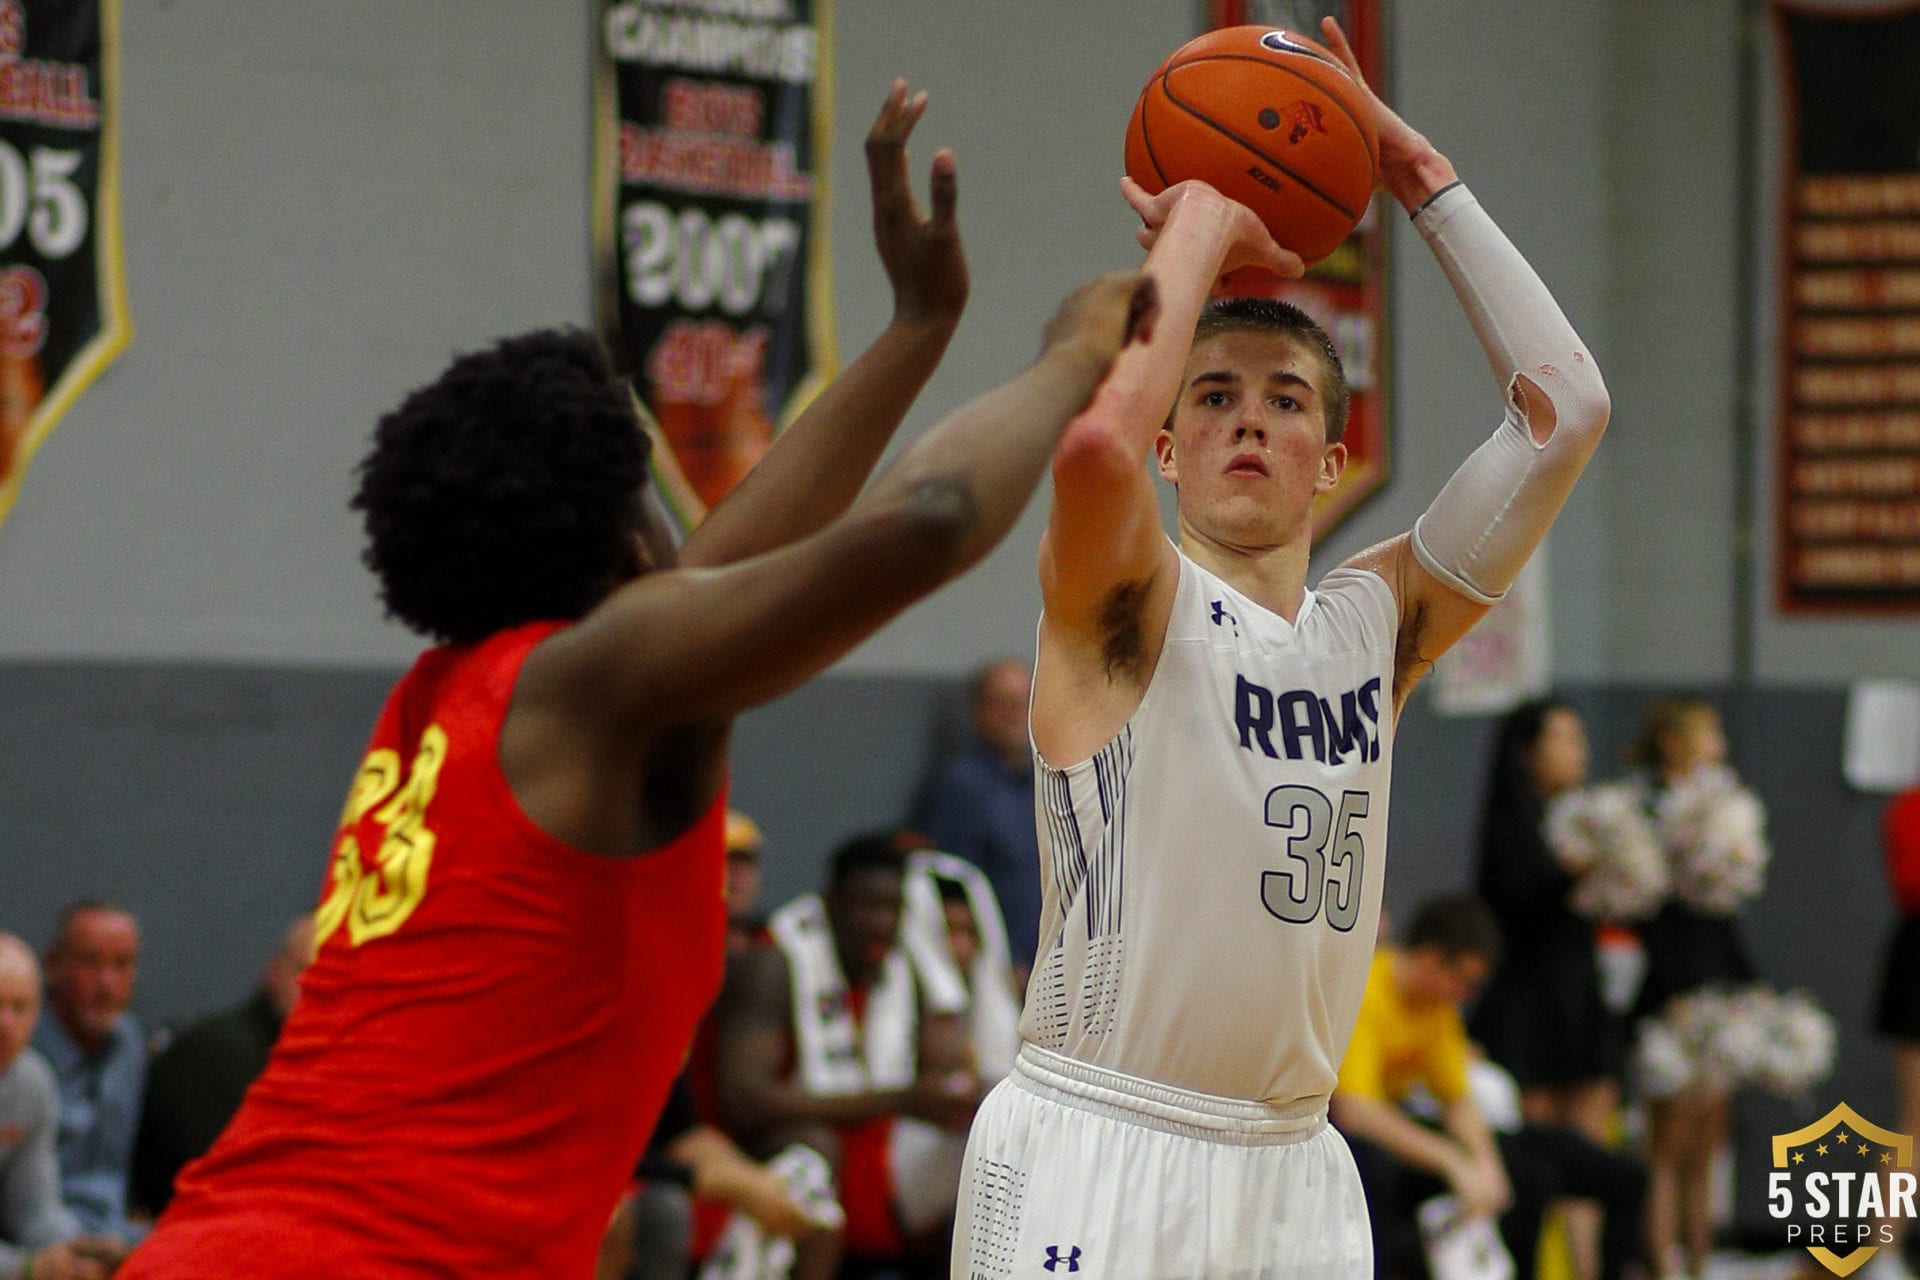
[1336,949,1471,1106]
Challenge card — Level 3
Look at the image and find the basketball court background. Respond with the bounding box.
[0,0,1913,1242]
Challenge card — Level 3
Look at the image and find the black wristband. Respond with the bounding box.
[1409,180,1465,221]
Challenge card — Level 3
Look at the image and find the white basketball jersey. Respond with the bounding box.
[1023,551,1399,1108]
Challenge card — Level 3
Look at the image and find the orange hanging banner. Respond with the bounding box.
[1204,0,1389,538]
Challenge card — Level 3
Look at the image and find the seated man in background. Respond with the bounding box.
[0,932,126,1280]
[712,835,977,1280]
[31,903,144,1240]
[913,660,1041,976]
[129,915,315,1216]
[596,1072,825,1280]
[1332,896,1645,1280]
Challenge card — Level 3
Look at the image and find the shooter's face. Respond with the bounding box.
[1157,331,1344,550]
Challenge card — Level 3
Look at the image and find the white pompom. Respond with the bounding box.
[1549,783,1669,922]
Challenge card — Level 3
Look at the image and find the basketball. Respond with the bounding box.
[1124,26,1380,263]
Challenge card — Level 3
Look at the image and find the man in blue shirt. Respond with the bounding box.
[30,904,144,1240]
[915,660,1040,974]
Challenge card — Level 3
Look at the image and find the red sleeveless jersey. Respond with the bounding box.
[124,623,728,1279]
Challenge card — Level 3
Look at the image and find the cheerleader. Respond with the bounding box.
[1469,700,1624,1280]
[1627,700,1834,1280]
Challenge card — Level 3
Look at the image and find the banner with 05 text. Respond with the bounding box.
[0,0,129,531]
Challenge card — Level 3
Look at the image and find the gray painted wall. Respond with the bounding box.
[0,1,1906,682]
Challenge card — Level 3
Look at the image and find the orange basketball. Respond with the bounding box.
[1124,26,1380,264]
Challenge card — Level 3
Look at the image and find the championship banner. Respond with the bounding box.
[1207,0,1389,537]
[0,0,128,530]
[594,0,835,520]
[1771,2,1920,612]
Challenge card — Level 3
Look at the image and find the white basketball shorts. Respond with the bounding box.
[953,1045,1372,1280]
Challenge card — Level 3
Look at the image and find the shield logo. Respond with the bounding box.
[1772,1102,1916,1276]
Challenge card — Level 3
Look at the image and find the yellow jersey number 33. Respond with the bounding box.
[315,724,449,948]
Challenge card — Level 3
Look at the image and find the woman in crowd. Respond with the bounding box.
[1469,699,1622,1280]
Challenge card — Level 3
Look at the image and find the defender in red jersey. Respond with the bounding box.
[117,83,1190,1280]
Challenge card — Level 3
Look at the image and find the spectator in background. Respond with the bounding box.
[723,810,769,954]
[914,659,1041,973]
[712,835,977,1279]
[597,1074,822,1280]
[130,915,316,1217]
[1332,896,1645,1280]
[1871,782,1920,1280]
[1468,700,1622,1280]
[31,903,144,1239]
[0,932,126,1280]
[898,849,1023,1087]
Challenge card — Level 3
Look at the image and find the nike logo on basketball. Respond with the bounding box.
[1043,1245,1082,1273]
[1235,673,1382,764]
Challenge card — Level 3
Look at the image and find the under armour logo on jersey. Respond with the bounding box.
[1043,1245,1082,1272]
[1209,599,1239,636]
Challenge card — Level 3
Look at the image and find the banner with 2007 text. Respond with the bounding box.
[0,0,128,531]
[595,0,835,519]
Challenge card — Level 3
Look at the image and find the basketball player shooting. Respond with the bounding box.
[114,85,1158,1280]
[952,19,1609,1278]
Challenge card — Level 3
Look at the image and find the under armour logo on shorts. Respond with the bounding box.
[1043,1244,1082,1273]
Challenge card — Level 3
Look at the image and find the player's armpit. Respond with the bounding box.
[1039,417,1172,629]
[1031,416,1182,764]
[1342,533,1490,714]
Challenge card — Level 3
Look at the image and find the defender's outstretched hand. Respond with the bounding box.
[1043,270,1160,366]
[1118,176,1305,283]
[1318,17,1458,211]
[867,79,968,327]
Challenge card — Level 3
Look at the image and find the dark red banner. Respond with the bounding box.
[1772,1,1920,612]
[1207,0,1388,537]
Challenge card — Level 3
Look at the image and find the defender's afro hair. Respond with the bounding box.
[351,329,649,645]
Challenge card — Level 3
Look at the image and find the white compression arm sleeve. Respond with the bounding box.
[1408,184,1610,604]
